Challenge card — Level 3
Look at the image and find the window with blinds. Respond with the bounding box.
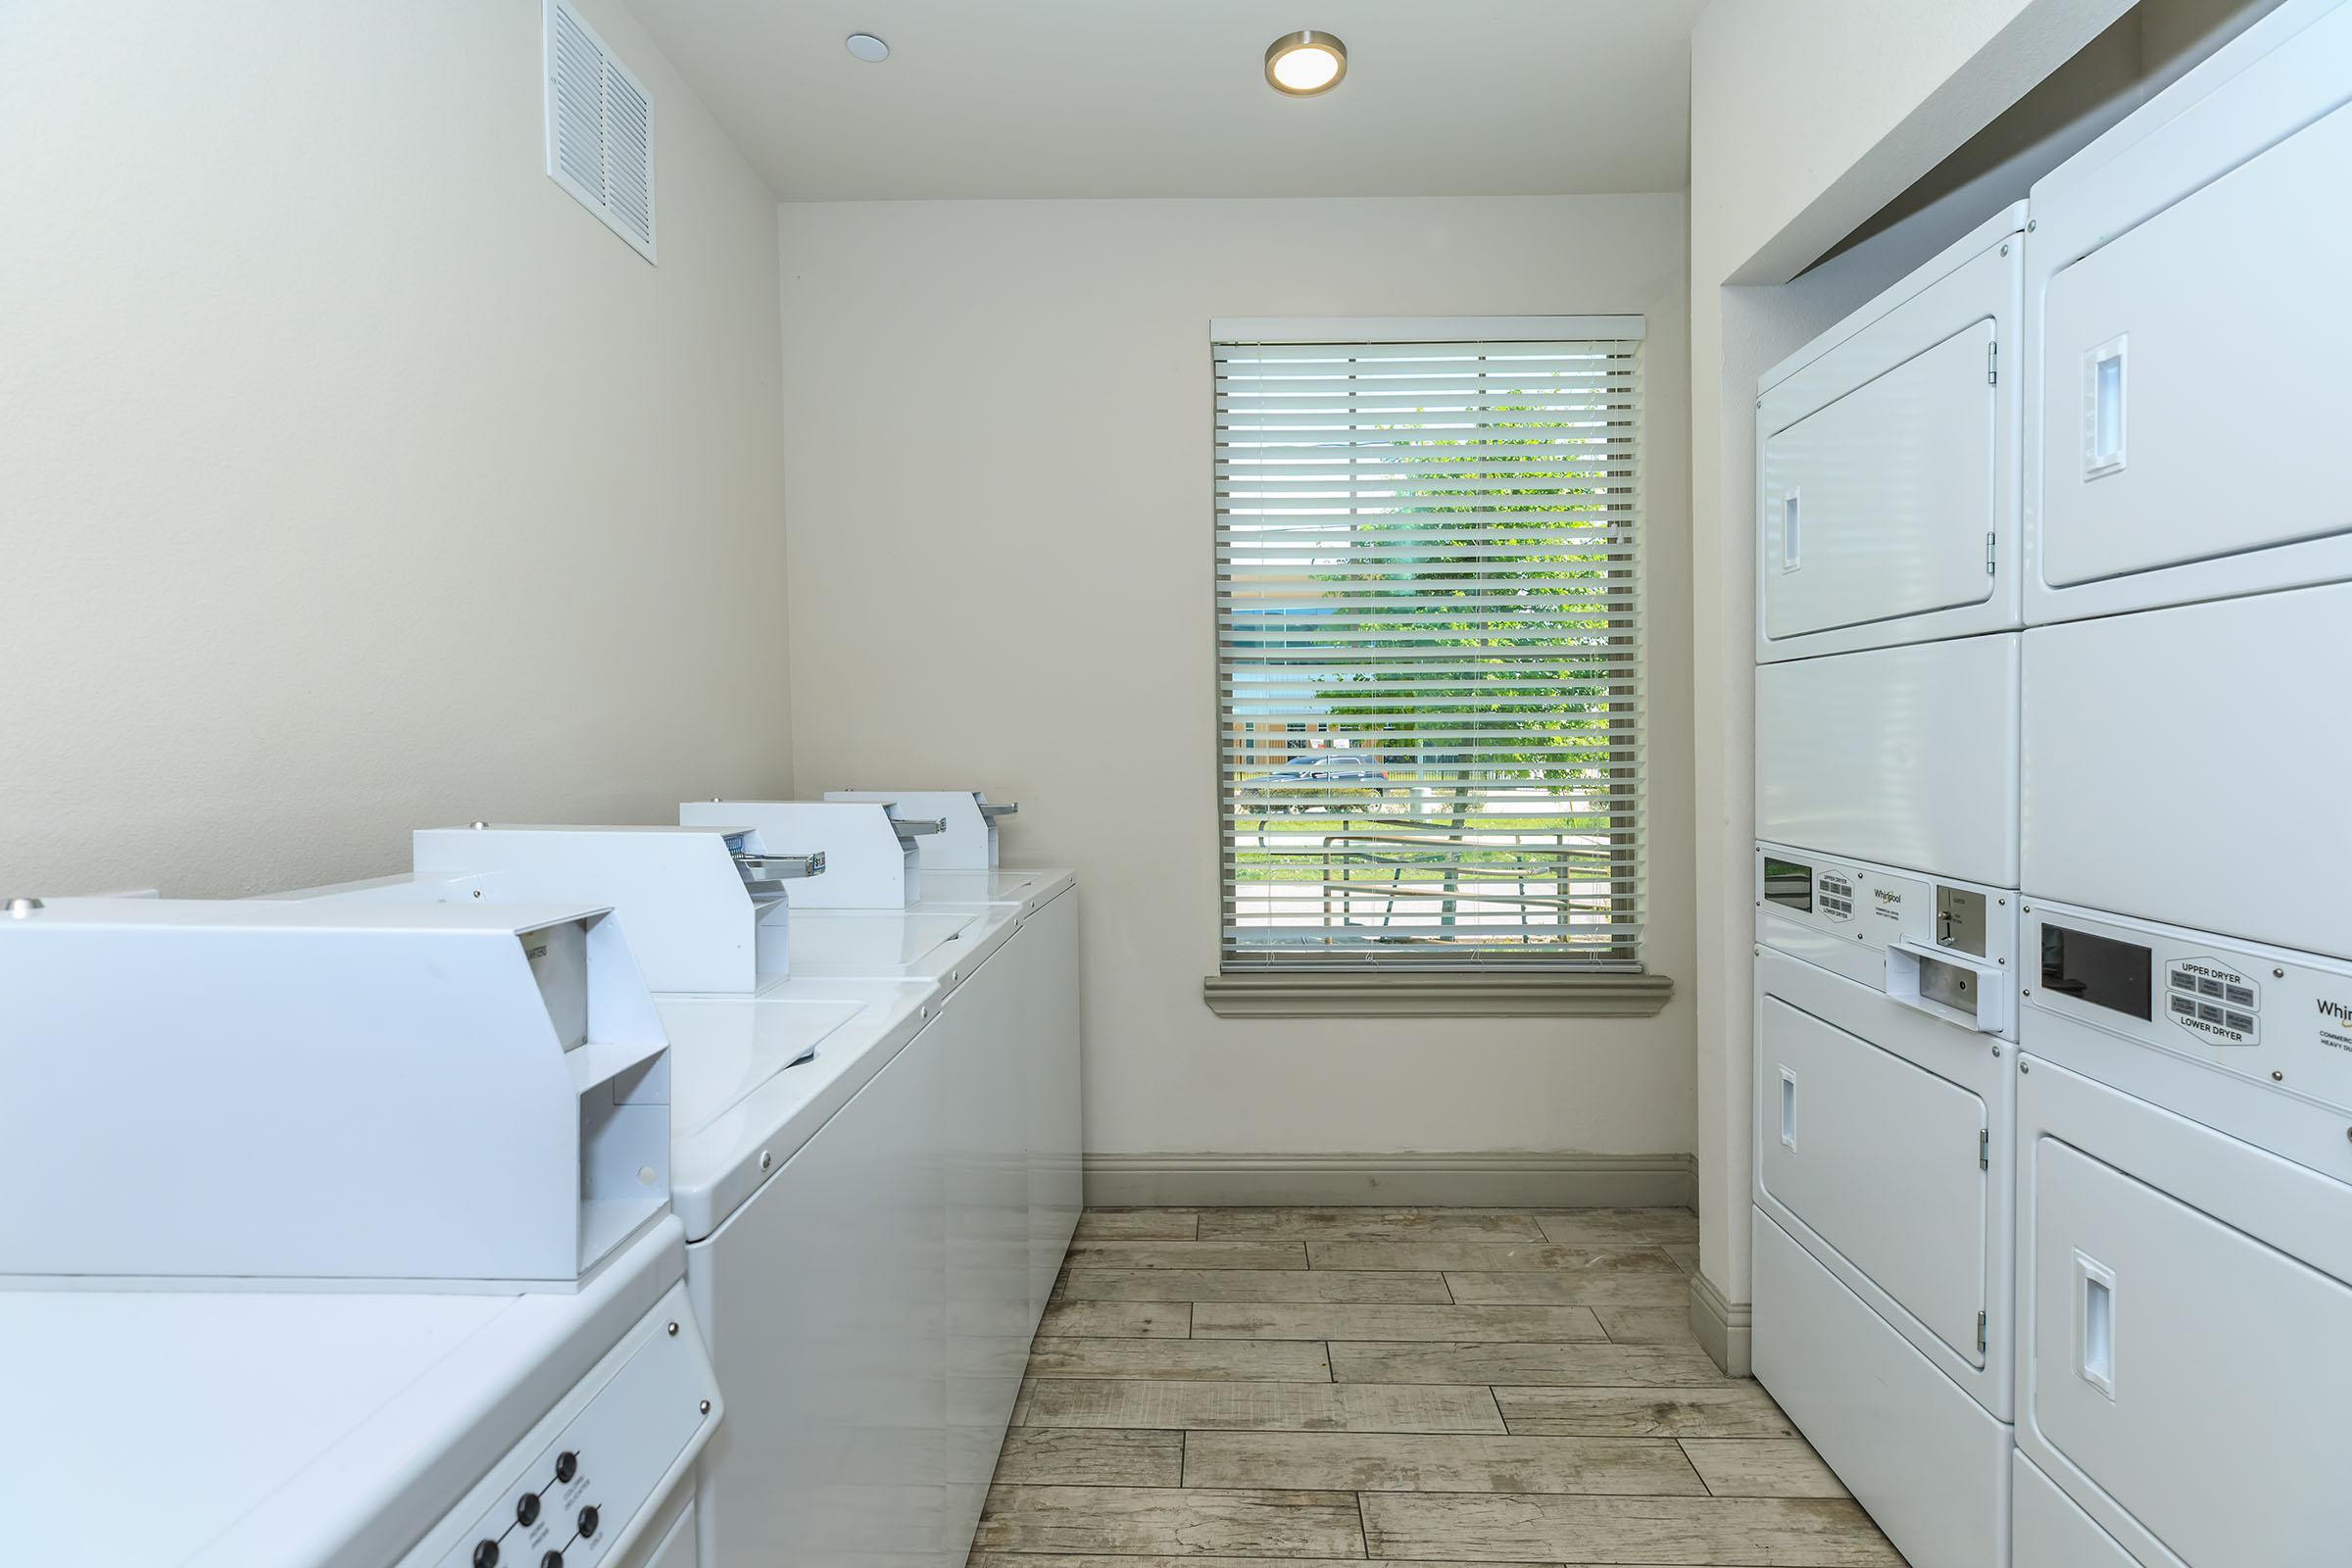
[1214,322,1645,973]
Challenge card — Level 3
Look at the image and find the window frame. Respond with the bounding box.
[1203,318,1670,1016]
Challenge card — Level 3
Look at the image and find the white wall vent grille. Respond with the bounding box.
[544,0,657,263]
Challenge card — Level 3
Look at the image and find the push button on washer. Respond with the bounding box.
[554,1451,578,1485]
[577,1504,601,1538]
[515,1493,541,1527]
[471,1543,500,1568]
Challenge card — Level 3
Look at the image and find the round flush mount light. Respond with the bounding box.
[845,32,890,63]
[1265,29,1347,95]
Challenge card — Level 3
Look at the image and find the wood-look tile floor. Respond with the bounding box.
[972,1205,1907,1567]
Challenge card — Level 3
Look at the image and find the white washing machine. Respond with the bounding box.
[1754,630,2021,890]
[1,1218,722,1568]
[2024,0,2352,625]
[2015,900,2352,1566]
[706,880,1081,1567]
[1756,201,2025,662]
[1750,842,2019,1568]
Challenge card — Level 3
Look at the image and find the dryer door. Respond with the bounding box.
[1757,996,1988,1366]
[2029,8,2352,619]
[1760,333,2001,653]
[2029,1134,2352,1566]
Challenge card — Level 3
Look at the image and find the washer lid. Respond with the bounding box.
[786,908,981,972]
[659,994,865,1140]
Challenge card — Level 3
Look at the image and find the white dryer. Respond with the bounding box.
[1751,843,2018,1568]
[1756,202,2025,662]
[1,1217,720,1568]
[2015,901,2352,1566]
[2024,0,2352,625]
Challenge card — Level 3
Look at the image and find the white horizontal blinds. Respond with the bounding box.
[1215,333,1644,971]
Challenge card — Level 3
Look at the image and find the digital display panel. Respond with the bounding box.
[2040,924,2153,1021]
[1763,858,1813,914]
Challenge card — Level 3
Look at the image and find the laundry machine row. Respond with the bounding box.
[1754,4,2352,1565]
[271,797,1082,1568]
[0,788,1082,1568]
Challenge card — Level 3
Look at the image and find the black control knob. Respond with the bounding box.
[553,1450,578,1484]
[576,1504,600,1538]
[540,1553,564,1568]
[471,1543,499,1568]
[515,1493,541,1527]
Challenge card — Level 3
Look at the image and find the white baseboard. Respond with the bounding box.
[1082,1151,1697,1210]
[1690,1268,1753,1377]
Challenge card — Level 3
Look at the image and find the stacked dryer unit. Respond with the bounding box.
[2009,3,2352,1563]
[1749,201,2030,1567]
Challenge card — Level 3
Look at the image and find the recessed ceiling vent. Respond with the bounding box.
[545,0,657,263]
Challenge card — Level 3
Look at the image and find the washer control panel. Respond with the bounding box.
[405,1284,721,1568]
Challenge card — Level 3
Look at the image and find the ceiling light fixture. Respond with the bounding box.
[845,32,890,63]
[1264,30,1347,96]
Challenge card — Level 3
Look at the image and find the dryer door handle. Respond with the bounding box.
[2076,1250,2118,1398]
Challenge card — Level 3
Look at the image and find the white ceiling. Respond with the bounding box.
[624,0,1707,201]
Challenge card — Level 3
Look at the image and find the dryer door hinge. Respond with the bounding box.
[1978,1311,1989,1353]
[1980,1128,1990,1169]
[1987,340,1998,385]
[1985,532,1997,576]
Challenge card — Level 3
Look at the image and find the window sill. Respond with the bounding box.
[1201,971,1675,1019]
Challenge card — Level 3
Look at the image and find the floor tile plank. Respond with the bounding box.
[1073,1208,1201,1241]
[990,1428,1186,1487]
[1193,1302,1605,1344]
[973,1485,1366,1558]
[1055,1268,1450,1304]
[1067,1240,1309,1270]
[1019,1377,1505,1433]
[1331,1341,1732,1388]
[1592,1305,1703,1345]
[1446,1257,1691,1306]
[1312,1242,1682,1274]
[1679,1438,1850,1498]
[1535,1207,1700,1247]
[1494,1384,1796,1439]
[1358,1492,1905,1564]
[1025,1338,1332,1382]
[1037,1299,1193,1339]
[1183,1431,1707,1496]
[1197,1206,1551,1242]
[971,1559,1566,1568]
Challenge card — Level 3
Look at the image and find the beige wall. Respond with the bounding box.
[0,0,792,898]
[779,196,1694,1161]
